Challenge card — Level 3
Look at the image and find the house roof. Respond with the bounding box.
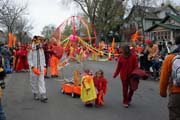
[161,13,180,23]
[125,5,158,22]
[144,17,162,21]
[167,4,180,15]
[159,24,180,29]
[145,13,180,32]
[125,4,179,22]
[145,23,180,32]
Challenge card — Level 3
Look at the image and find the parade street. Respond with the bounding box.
[3,61,168,120]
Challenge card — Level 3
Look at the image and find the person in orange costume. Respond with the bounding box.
[93,69,107,108]
[50,39,59,78]
[50,38,63,78]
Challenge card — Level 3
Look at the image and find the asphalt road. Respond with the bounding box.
[2,60,168,120]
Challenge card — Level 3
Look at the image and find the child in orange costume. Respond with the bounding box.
[93,69,107,107]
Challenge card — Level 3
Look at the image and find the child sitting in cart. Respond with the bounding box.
[93,69,107,107]
[80,68,97,107]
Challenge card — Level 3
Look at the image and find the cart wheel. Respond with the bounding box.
[61,89,64,94]
[71,92,76,98]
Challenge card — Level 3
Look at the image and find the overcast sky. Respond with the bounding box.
[17,0,180,36]
[19,0,81,36]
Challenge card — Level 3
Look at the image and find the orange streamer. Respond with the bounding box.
[8,32,13,48]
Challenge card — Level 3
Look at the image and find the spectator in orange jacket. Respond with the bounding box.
[160,35,180,120]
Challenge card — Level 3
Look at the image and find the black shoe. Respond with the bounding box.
[45,76,50,79]
[51,75,55,78]
[51,75,58,78]
[33,94,39,100]
[54,75,58,78]
[41,95,48,103]
[41,98,48,103]
[85,103,93,107]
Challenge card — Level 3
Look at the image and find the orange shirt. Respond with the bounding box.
[160,54,180,97]
[146,44,159,60]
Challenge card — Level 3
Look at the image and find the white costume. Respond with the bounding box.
[28,48,46,94]
[28,36,47,102]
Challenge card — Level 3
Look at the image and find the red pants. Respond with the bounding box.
[121,79,134,105]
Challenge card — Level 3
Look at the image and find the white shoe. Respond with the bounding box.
[123,104,129,108]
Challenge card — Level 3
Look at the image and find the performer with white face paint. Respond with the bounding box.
[28,36,48,103]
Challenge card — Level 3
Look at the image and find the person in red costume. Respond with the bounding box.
[23,45,29,70]
[15,45,29,72]
[93,69,107,108]
[113,44,138,108]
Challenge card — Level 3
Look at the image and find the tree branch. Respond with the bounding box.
[74,0,89,16]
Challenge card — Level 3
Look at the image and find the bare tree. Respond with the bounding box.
[14,17,33,43]
[131,0,158,7]
[0,0,28,33]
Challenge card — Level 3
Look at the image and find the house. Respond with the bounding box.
[120,4,179,42]
[145,13,180,43]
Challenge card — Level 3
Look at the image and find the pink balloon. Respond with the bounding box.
[69,34,78,42]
